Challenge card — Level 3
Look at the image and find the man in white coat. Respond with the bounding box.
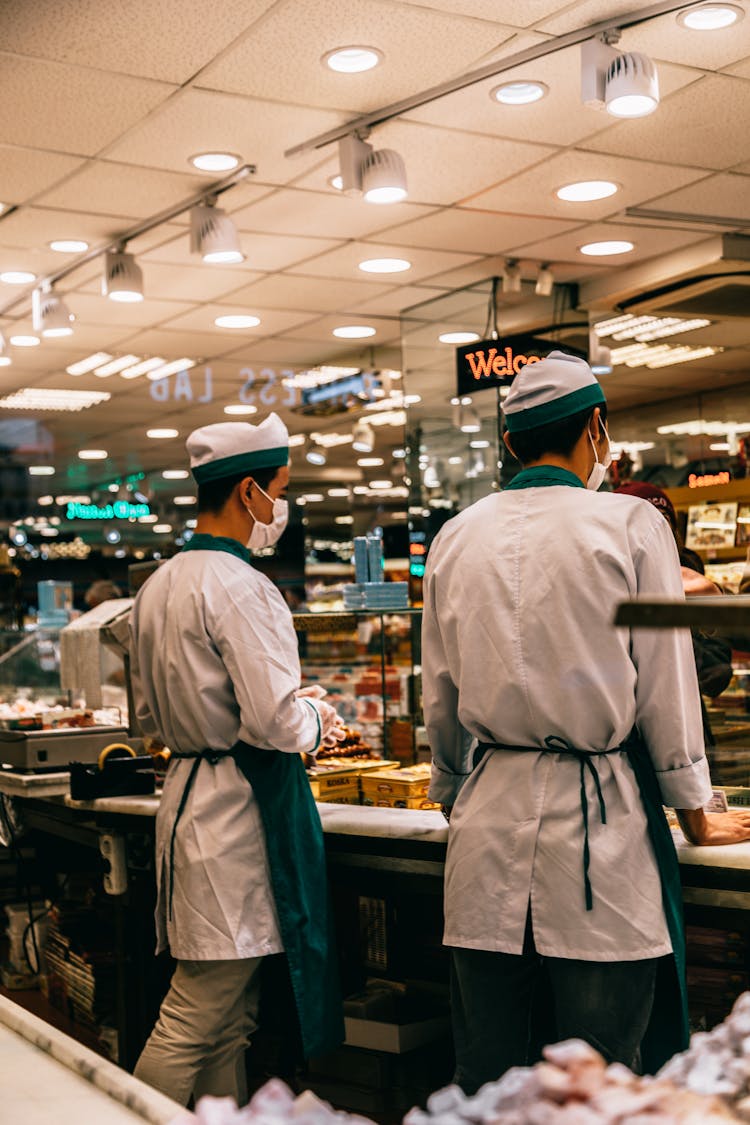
[422,351,750,1094]
[131,414,344,1106]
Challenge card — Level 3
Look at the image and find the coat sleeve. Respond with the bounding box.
[211,574,321,755]
[631,516,713,809]
[128,606,159,739]
[422,545,473,805]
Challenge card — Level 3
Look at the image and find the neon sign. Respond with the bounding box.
[456,335,587,396]
[688,472,730,489]
[66,501,151,521]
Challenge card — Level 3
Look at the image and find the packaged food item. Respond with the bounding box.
[360,763,432,801]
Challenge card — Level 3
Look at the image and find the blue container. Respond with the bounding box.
[367,535,383,581]
[353,538,369,584]
[37,580,73,627]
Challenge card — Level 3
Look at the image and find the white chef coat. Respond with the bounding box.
[423,484,713,961]
[129,548,321,961]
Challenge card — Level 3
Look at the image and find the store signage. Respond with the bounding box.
[688,471,731,489]
[66,501,151,521]
[456,335,585,396]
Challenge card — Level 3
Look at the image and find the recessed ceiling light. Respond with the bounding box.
[147,358,196,380]
[10,335,40,346]
[119,356,166,379]
[1,270,35,285]
[580,240,635,256]
[335,515,354,524]
[147,428,179,439]
[369,480,393,489]
[139,513,159,523]
[289,434,306,447]
[358,257,411,274]
[224,404,259,415]
[173,496,197,505]
[357,457,384,467]
[190,152,241,172]
[215,314,261,328]
[303,493,325,502]
[491,81,548,105]
[678,3,743,29]
[0,357,11,367]
[49,239,89,253]
[333,325,376,339]
[328,488,351,497]
[28,466,55,475]
[0,388,110,412]
[94,354,141,377]
[556,180,619,202]
[66,352,113,376]
[153,524,173,533]
[163,469,190,479]
[78,449,108,460]
[439,331,481,344]
[329,174,344,191]
[323,46,382,73]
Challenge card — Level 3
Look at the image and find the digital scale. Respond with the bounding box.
[0,726,131,771]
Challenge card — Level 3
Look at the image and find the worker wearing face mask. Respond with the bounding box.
[131,414,345,1106]
[422,352,750,1095]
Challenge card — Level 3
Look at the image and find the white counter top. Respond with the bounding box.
[0,769,70,798]
[0,995,188,1124]
[317,802,448,842]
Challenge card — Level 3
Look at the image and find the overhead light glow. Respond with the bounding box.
[49,239,89,253]
[163,470,190,479]
[335,515,354,524]
[439,331,480,345]
[306,444,327,466]
[612,342,722,368]
[595,313,711,342]
[370,480,393,489]
[288,434,306,447]
[103,249,144,302]
[29,466,55,475]
[362,148,408,204]
[329,174,344,191]
[119,356,166,379]
[94,354,141,377]
[605,52,659,118]
[78,449,108,460]
[352,420,375,453]
[357,457,384,467]
[0,387,110,411]
[448,456,463,465]
[1,270,35,285]
[190,204,244,264]
[535,265,554,297]
[190,152,241,172]
[302,493,324,502]
[147,428,179,439]
[324,46,382,73]
[215,314,261,328]
[492,81,547,105]
[333,325,376,339]
[328,488,351,497]
[147,358,196,380]
[557,180,618,202]
[224,404,258,415]
[10,334,40,346]
[153,524,172,533]
[66,352,113,376]
[580,240,634,256]
[358,257,411,274]
[678,4,742,29]
[173,496,197,505]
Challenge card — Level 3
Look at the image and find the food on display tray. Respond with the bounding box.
[0,701,122,731]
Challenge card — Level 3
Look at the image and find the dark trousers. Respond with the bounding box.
[450,924,658,1094]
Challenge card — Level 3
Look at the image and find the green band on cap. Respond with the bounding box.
[505,383,606,434]
[192,446,289,484]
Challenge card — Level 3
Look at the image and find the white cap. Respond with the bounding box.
[503,350,606,434]
[187,413,289,484]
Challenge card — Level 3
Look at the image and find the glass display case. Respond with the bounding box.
[0,627,64,707]
[293,609,422,765]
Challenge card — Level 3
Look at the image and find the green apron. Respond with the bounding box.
[500,466,689,1069]
[169,533,344,1059]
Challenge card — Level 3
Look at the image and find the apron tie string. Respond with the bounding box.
[477,736,618,913]
[167,749,233,921]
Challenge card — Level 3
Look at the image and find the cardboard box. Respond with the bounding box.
[344,1015,450,1054]
[363,795,440,810]
[361,763,432,800]
[317,791,361,805]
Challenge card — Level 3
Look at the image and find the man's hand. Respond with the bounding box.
[677,807,750,846]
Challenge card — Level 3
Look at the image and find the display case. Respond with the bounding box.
[0,627,65,708]
[293,609,423,765]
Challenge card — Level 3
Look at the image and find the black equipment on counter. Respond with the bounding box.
[69,742,155,800]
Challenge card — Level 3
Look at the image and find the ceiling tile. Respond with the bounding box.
[0,0,277,84]
[538,1,650,36]
[618,11,750,72]
[283,240,482,284]
[0,206,130,252]
[642,173,750,224]
[218,338,341,365]
[104,88,347,185]
[78,260,265,303]
[62,291,198,329]
[509,221,708,266]
[394,0,583,26]
[347,285,452,315]
[218,273,393,313]
[0,147,86,206]
[37,162,207,218]
[0,53,175,156]
[160,304,319,337]
[142,227,344,273]
[196,0,515,112]
[468,150,709,219]
[230,187,438,241]
[418,255,609,290]
[282,313,401,345]
[373,208,577,254]
[582,75,750,171]
[104,327,242,361]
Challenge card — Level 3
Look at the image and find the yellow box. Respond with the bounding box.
[363,794,440,810]
[360,763,431,800]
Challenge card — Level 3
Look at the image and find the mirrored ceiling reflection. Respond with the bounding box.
[400,280,750,517]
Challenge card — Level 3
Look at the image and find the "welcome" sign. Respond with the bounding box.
[455,335,586,396]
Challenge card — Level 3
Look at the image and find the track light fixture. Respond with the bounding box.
[535,264,554,297]
[352,419,375,453]
[306,440,327,466]
[581,35,659,118]
[502,260,522,295]
[190,202,245,264]
[32,285,74,337]
[589,326,613,376]
[103,247,144,303]
[0,333,10,367]
[337,134,407,204]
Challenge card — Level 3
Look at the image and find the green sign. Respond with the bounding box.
[66,501,151,521]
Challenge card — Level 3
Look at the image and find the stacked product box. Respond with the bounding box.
[360,764,439,810]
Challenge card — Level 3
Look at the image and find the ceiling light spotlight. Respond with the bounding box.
[580,240,634,256]
[352,419,375,453]
[32,286,74,337]
[224,404,258,415]
[678,3,743,28]
[190,152,241,172]
[306,441,327,466]
[502,260,522,294]
[491,81,548,105]
[103,247,144,303]
[10,334,40,347]
[333,325,376,339]
[0,270,35,285]
[557,180,619,202]
[535,264,554,297]
[49,239,89,253]
[358,257,411,274]
[324,46,382,73]
[460,407,482,434]
[336,134,407,203]
[581,36,659,119]
[105,528,121,545]
[215,314,260,328]
[191,203,244,264]
[439,331,481,344]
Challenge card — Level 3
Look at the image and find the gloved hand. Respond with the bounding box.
[297,684,328,701]
[311,700,346,751]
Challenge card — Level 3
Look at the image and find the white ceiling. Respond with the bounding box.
[0,0,749,523]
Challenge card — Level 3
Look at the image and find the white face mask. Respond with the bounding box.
[586,422,612,491]
[246,483,289,549]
